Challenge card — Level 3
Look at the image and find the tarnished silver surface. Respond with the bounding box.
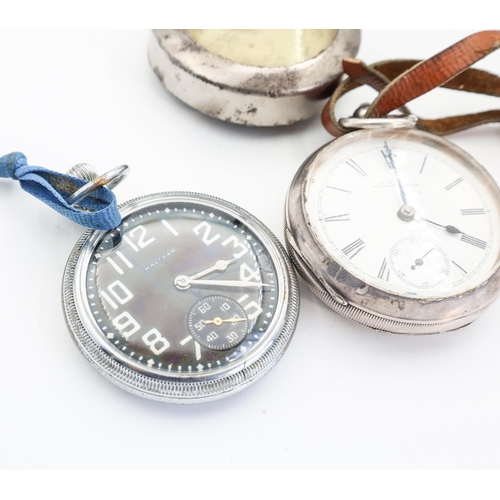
[285,128,500,334]
[67,164,130,205]
[148,29,361,126]
[339,114,418,130]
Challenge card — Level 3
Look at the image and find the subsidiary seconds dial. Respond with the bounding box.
[388,236,450,290]
[187,295,249,350]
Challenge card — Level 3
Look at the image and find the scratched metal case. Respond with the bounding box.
[148,29,361,126]
[285,128,500,334]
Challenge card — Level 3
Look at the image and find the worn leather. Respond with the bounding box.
[323,31,500,137]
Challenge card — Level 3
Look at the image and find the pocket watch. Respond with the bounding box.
[148,29,360,126]
[285,118,500,334]
[64,189,299,403]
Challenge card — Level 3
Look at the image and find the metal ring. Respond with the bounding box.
[67,164,130,206]
[339,114,418,130]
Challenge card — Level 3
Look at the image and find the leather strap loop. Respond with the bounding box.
[323,31,500,137]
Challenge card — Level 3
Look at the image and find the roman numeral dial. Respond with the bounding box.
[377,258,390,281]
[461,208,485,216]
[305,131,500,301]
[445,178,463,191]
[346,159,368,177]
[324,214,350,222]
[342,238,366,259]
[461,234,487,250]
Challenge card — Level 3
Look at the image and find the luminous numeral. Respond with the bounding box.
[193,222,221,245]
[240,263,260,282]
[142,328,170,355]
[346,159,368,177]
[461,208,485,216]
[161,219,179,236]
[113,311,140,339]
[324,214,350,222]
[106,251,133,275]
[222,235,248,258]
[445,178,463,191]
[341,238,366,259]
[461,234,487,249]
[238,294,263,321]
[100,280,133,310]
[377,258,390,281]
[123,225,155,251]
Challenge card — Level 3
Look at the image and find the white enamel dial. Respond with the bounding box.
[304,130,500,299]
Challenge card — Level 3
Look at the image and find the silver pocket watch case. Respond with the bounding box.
[148,29,361,126]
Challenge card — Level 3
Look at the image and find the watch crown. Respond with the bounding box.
[67,163,99,182]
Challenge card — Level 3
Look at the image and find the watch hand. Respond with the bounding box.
[420,217,487,249]
[382,141,409,206]
[203,317,247,326]
[187,258,237,281]
[411,247,434,270]
[421,218,463,234]
[175,275,273,290]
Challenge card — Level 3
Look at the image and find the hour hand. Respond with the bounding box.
[420,218,487,249]
[421,218,463,234]
[187,258,237,281]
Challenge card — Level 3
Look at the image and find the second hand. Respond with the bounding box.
[411,247,434,270]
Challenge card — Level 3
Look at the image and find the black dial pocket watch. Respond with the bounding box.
[1,155,299,403]
[285,31,500,334]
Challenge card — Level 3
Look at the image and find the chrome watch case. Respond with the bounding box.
[285,127,500,334]
[63,192,299,403]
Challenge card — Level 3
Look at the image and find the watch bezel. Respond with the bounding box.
[63,191,299,402]
[286,128,500,334]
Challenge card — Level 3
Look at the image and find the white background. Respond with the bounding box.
[1,30,500,470]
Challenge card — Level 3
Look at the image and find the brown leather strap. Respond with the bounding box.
[323,31,500,137]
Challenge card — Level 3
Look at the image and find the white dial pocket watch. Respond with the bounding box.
[285,31,500,334]
[286,124,500,334]
[1,155,298,403]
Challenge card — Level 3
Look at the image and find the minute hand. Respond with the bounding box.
[382,141,408,205]
[178,277,273,289]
